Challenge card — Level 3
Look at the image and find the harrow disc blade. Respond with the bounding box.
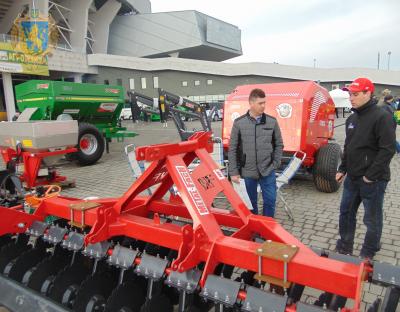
[139,294,173,312]
[0,240,31,273]
[0,235,12,248]
[27,251,71,294]
[7,246,48,282]
[49,261,92,306]
[73,270,119,312]
[105,280,146,312]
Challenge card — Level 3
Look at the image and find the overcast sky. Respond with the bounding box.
[150,0,400,70]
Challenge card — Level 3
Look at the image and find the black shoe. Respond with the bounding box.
[334,246,353,256]
[335,240,353,255]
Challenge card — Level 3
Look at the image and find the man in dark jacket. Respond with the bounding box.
[335,78,396,259]
[228,88,284,217]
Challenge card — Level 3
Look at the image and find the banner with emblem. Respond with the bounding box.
[0,11,58,76]
[0,41,49,75]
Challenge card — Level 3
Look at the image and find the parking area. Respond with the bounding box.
[1,118,399,310]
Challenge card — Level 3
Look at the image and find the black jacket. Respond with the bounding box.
[338,99,396,181]
[381,103,397,129]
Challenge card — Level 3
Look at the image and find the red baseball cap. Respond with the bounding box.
[347,77,375,93]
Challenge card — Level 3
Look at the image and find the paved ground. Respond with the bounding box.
[1,117,400,311]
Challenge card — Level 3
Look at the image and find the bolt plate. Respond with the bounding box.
[200,274,240,307]
[61,231,84,252]
[43,226,67,245]
[242,286,287,312]
[107,245,139,270]
[135,253,168,280]
[255,241,298,262]
[69,201,100,211]
[26,221,48,237]
[83,241,110,259]
[372,262,400,287]
[165,269,201,293]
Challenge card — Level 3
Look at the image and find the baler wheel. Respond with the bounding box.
[76,122,105,166]
[139,294,173,312]
[73,270,119,312]
[105,280,146,312]
[312,143,342,193]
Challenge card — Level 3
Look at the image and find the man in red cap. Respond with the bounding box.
[335,77,396,259]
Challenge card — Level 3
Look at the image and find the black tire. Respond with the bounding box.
[76,123,105,166]
[312,143,342,193]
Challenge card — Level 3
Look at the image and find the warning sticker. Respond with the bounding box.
[176,166,209,215]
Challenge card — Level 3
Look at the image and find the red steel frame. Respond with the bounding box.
[0,147,77,188]
[0,132,369,311]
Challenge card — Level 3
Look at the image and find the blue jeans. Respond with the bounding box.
[396,140,400,153]
[336,177,388,258]
[244,170,276,217]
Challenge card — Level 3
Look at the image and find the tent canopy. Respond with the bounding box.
[329,89,351,108]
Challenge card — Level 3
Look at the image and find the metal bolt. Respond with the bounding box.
[267,240,272,243]
[291,245,296,248]
[283,254,288,259]
[257,248,263,253]
[17,223,25,229]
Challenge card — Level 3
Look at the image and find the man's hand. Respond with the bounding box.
[363,176,374,183]
[231,175,241,184]
[336,172,346,183]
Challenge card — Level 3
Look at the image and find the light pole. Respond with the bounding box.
[313,58,316,68]
[388,51,391,70]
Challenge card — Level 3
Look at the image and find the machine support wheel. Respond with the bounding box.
[76,122,105,166]
[312,143,342,193]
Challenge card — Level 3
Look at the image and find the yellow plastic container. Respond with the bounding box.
[0,112,7,121]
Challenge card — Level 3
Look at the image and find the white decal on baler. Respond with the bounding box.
[310,91,327,121]
[176,166,209,215]
[276,103,293,118]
